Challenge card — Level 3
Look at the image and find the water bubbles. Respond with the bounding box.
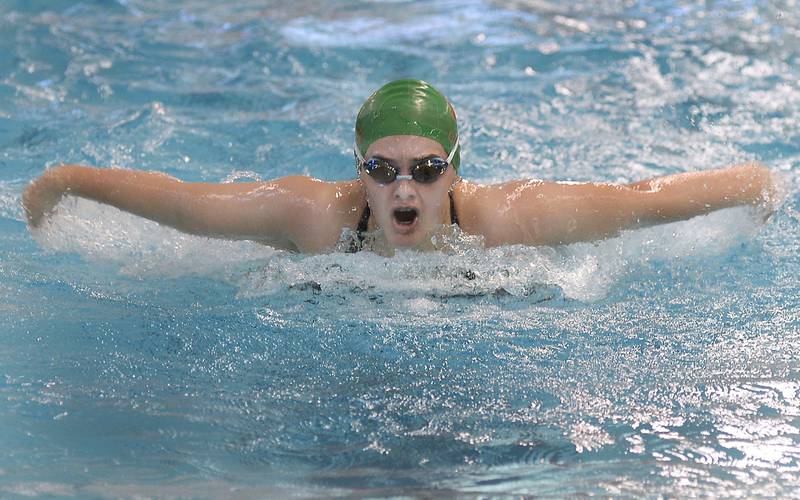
[567,421,614,453]
[31,196,276,278]
[553,15,591,34]
[222,170,262,183]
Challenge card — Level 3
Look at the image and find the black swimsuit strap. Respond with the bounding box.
[449,190,459,226]
[356,204,371,247]
[354,191,459,250]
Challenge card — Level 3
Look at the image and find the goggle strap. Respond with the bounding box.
[445,136,459,164]
[354,141,366,165]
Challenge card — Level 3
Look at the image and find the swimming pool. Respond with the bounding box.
[2,0,799,496]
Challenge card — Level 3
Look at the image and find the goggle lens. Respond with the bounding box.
[414,158,447,183]
[362,158,448,184]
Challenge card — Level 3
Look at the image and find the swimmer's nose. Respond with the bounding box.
[393,178,417,200]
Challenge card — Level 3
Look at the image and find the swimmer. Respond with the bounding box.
[22,79,779,254]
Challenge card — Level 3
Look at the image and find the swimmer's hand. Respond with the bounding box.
[749,162,784,221]
[22,165,71,227]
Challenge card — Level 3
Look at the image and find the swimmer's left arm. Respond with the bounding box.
[625,161,778,222]
[476,162,778,247]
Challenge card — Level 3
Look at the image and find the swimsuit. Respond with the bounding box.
[347,191,460,253]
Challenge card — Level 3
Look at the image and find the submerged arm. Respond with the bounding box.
[22,164,347,251]
[479,162,777,247]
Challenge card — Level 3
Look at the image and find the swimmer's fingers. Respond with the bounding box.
[21,178,48,227]
[22,167,67,227]
[770,169,788,213]
[724,162,782,224]
[757,166,786,223]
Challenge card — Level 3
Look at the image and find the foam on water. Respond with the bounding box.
[30,197,277,278]
[30,195,764,302]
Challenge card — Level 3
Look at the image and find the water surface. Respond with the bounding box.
[1,0,799,496]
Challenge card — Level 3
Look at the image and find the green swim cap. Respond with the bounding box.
[355,79,460,170]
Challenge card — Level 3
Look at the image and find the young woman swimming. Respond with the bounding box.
[22,79,778,254]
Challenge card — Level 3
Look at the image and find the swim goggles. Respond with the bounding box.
[354,137,459,184]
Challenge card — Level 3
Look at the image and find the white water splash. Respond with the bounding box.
[30,196,764,302]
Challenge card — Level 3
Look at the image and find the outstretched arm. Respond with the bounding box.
[475,162,777,247]
[22,164,353,252]
[624,162,777,220]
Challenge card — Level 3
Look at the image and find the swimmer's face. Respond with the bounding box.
[359,135,457,249]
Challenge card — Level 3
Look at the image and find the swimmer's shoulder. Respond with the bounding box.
[275,176,365,253]
[268,176,363,212]
[322,178,366,223]
[453,178,551,245]
[452,179,495,235]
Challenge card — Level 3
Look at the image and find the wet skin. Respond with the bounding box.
[358,135,459,249]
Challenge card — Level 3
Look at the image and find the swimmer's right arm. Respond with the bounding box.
[22,165,348,252]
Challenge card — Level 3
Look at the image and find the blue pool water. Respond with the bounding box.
[2,0,799,496]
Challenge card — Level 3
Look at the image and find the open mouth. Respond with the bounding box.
[393,207,419,226]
